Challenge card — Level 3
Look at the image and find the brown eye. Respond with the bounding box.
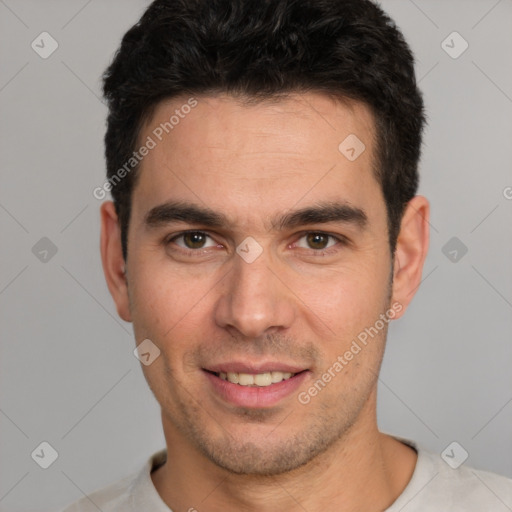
[294,232,343,253]
[167,231,217,251]
[306,233,330,250]
[182,232,208,249]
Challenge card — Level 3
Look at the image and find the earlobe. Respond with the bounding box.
[100,201,132,323]
[390,195,430,318]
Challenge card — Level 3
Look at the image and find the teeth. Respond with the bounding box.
[218,371,295,386]
[254,373,272,386]
[238,373,255,386]
[271,371,284,383]
[226,372,239,384]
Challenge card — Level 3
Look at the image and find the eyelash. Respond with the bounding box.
[164,230,348,257]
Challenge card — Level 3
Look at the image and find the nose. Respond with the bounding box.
[213,249,296,339]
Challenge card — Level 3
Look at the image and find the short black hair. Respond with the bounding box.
[102,0,425,261]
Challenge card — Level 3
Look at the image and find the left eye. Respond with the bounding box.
[295,233,340,251]
[171,231,218,250]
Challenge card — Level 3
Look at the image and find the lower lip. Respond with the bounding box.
[203,370,309,408]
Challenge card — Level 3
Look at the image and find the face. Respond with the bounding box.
[102,92,424,476]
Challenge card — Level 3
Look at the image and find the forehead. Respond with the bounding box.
[141,92,375,161]
[131,92,384,230]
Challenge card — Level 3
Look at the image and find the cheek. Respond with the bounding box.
[128,260,215,350]
[303,267,390,391]
[296,256,390,333]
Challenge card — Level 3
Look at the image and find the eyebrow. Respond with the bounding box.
[144,200,368,232]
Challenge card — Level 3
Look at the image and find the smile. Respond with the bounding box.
[203,368,309,408]
[215,371,296,387]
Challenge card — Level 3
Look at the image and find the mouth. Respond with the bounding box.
[205,369,302,387]
[202,365,310,408]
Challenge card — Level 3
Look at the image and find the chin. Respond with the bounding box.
[194,429,337,476]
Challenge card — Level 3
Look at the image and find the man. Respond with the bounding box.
[62,0,512,510]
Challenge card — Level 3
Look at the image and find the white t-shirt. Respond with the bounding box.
[59,436,512,511]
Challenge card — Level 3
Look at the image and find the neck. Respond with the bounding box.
[151,390,417,512]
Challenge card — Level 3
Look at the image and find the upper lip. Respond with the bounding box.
[204,361,308,374]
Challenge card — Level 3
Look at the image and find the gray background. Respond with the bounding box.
[1,0,511,511]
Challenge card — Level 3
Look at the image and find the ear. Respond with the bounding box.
[100,201,132,322]
[390,195,430,319]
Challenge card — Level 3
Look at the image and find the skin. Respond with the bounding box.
[100,92,429,512]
